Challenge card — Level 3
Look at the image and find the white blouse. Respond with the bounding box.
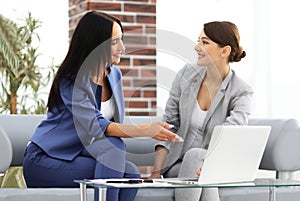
[101,96,115,120]
[189,100,208,148]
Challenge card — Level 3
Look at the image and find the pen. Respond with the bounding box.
[106,179,153,184]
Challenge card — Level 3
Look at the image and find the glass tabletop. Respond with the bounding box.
[74,178,300,189]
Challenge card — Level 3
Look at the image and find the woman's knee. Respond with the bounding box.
[124,161,140,177]
[184,148,207,162]
[87,136,126,157]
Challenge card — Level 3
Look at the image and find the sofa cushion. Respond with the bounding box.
[0,188,93,201]
[219,186,300,201]
[134,187,300,201]
[135,188,174,201]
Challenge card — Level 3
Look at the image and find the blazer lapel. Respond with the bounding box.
[183,81,199,130]
[107,72,124,123]
[164,66,206,170]
[201,70,233,146]
[181,67,206,147]
[202,90,224,132]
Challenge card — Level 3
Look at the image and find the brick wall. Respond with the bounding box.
[69,0,157,116]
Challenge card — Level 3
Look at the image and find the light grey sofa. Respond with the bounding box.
[1,114,300,201]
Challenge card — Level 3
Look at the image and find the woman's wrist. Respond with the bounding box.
[151,169,162,175]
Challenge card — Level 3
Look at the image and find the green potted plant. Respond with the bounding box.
[0,12,55,187]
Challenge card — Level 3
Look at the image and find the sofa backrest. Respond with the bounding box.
[248,118,300,171]
[1,115,300,174]
[123,117,300,172]
[123,116,161,166]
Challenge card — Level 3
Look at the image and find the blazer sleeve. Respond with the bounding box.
[156,66,188,150]
[224,87,254,126]
[60,78,111,145]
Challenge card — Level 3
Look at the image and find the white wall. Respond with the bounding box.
[0,0,69,69]
[0,0,69,107]
[157,0,300,121]
[2,0,300,121]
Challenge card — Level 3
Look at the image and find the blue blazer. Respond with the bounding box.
[30,65,124,161]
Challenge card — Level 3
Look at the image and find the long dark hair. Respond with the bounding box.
[203,21,246,63]
[47,11,123,111]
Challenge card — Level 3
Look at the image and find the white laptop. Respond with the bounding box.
[163,125,271,186]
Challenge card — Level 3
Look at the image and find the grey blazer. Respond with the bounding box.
[159,64,253,173]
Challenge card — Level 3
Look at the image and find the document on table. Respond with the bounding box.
[88,178,179,188]
[88,178,256,188]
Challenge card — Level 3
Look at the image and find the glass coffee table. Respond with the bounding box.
[74,178,300,201]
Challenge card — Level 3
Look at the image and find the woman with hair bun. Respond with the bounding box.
[150,21,253,201]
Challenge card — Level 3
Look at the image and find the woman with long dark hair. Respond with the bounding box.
[23,11,179,201]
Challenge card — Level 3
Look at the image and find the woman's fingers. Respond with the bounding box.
[160,126,183,142]
[172,135,184,142]
[150,122,184,142]
[164,123,174,129]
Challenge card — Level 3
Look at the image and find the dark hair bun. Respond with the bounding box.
[233,49,246,62]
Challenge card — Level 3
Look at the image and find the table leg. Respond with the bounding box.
[80,183,87,201]
[98,188,107,201]
[269,186,275,201]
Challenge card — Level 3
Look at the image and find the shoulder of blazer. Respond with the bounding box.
[107,65,123,88]
[178,64,206,83]
[226,70,254,95]
[109,65,122,79]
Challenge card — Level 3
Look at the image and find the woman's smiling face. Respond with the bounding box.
[194,30,224,67]
[111,22,125,65]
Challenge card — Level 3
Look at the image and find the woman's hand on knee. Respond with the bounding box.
[196,168,202,176]
[149,170,162,179]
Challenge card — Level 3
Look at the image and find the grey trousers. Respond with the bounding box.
[165,148,220,201]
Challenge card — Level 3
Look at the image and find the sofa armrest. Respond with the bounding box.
[0,126,13,175]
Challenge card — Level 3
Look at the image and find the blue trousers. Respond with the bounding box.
[23,137,140,201]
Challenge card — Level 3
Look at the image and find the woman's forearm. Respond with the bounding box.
[105,122,178,142]
[152,145,168,175]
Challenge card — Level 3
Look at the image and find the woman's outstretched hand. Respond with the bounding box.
[142,121,183,142]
